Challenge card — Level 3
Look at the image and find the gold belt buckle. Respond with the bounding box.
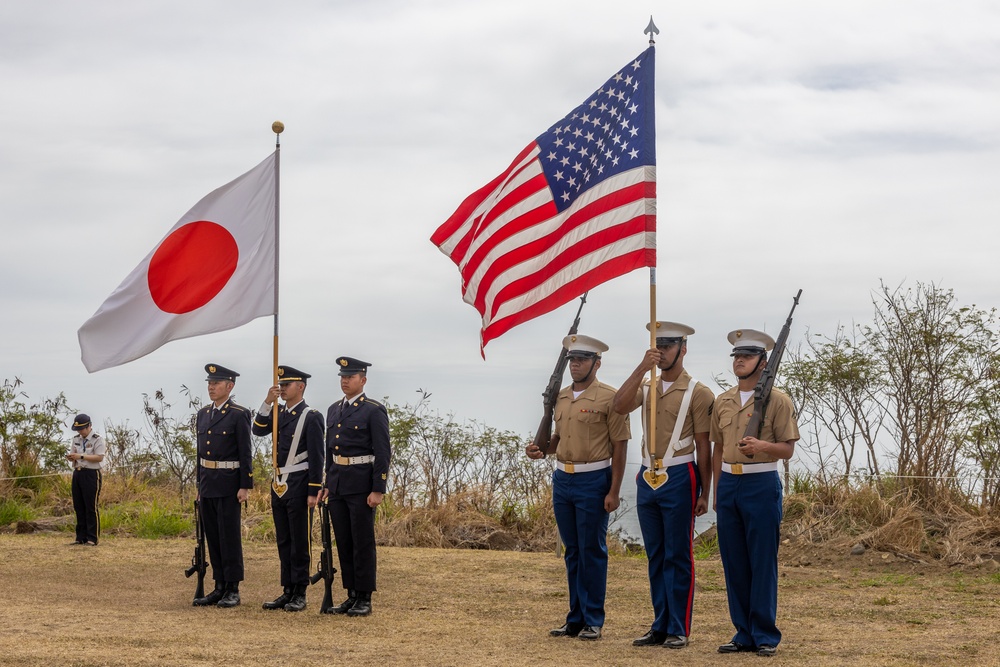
[563,462,575,474]
[731,463,743,475]
[336,455,349,465]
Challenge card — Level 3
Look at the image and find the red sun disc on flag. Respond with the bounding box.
[148,221,239,314]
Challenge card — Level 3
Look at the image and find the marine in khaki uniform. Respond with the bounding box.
[526,334,630,641]
[711,330,799,658]
[613,322,714,649]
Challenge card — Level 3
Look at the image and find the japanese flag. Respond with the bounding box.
[78,152,277,372]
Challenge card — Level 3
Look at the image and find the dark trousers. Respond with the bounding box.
[201,495,244,584]
[272,492,311,588]
[72,468,102,544]
[717,471,783,648]
[329,492,377,592]
[552,467,611,628]
[636,462,698,637]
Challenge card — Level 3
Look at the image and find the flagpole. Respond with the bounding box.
[645,17,661,483]
[271,121,284,476]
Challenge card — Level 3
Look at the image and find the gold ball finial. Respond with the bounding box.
[272,120,285,134]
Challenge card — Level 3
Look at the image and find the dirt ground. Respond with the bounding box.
[1,532,998,667]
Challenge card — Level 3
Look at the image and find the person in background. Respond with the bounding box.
[66,413,106,546]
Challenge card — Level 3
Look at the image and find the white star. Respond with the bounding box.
[553,170,564,181]
[567,141,577,151]
[629,127,639,137]
[547,151,558,161]
[620,119,630,129]
[554,126,562,135]
[612,156,620,166]
[625,75,633,86]
[616,91,625,101]
[613,72,623,82]
[584,131,595,142]
[554,137,564,147]
[588,99,598,108]
[597,164,605,175]
[591,116,601,127]
[572,128,582,138]
[612,133,621,145]
[567,176,577,187]
[606,87,616,97]
[629,103,638,114]
[631,59,641,70]
[560,156,570,166]
[599,102,608,112]
[581,114,591,124]
[629,148,639,159]
[621,141,628,152]
[602,122,611,132]
[609,107,619,118]
[571,161,582,173]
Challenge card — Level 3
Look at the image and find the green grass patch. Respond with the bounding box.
[0,498,37,526]
[859,574,915,587]
[694,532,719,560]
[873,596,898,606]
[101,501,189,538]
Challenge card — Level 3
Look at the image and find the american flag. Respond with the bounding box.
[431,47,656,352]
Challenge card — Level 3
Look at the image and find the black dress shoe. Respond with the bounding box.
[193,587,225,607]
[284,594,307,612]
[326,592,357,615]
[217,590,241,608]
[757,645,777,657]
[346,598,371,616]
[664,635,688,649]
[549,623,584,637]
[632,630,667,646]
[262,590,293,610]
[718,641,753,654]
[578,626,602,640]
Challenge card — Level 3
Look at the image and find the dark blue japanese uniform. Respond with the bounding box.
[253,400,325,590]
[325,393,391,595]
[197,397,253,586]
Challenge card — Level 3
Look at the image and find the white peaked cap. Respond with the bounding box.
[562,334,609,357]
[728,328,775,353]
[647,321,695,341]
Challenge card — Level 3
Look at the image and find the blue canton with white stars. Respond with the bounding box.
[536,47,656,213]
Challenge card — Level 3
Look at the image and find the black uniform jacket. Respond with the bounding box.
[252,400,325,498]
[197,400,253,498]
[325,394,391,496]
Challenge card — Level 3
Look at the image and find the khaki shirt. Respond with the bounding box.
[554,381,631,463]
[633,370,714,458]
[710,387,800,464]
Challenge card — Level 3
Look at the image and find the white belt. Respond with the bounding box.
[200,458,240,470]
[334,455,375,466]
[722,461,778,475]
[555,458,612,474]
[642,453,694,469]
[276,462,309,475]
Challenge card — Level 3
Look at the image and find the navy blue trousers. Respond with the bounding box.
[201,495,245,584]
[72,468,102,544]
[635,462,697,637]
[272,492,311,588]
[716,470,783,648]
[552,467,611,628]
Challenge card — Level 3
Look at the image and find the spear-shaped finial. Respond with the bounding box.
[645,16,659,45]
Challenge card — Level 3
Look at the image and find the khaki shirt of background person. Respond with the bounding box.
[710,388,800,464]
[553,381,631,462]
[631,370,714,459]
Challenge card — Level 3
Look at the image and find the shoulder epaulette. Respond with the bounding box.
[227,403,247,412]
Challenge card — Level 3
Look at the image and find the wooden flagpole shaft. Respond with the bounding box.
[271,122,283,475]
[648,267,657,460]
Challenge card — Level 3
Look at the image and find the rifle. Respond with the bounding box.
[309,498,337,613]
[531,293,588,455]
[184,499,207,600]
[743,289,802,456]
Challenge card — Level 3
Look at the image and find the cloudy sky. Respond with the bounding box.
[3,0,999,469]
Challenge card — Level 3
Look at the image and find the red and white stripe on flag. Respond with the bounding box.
[78,153,277,372]
[431,47,656,352]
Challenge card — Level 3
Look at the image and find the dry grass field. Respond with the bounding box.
[1,532,999,666]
